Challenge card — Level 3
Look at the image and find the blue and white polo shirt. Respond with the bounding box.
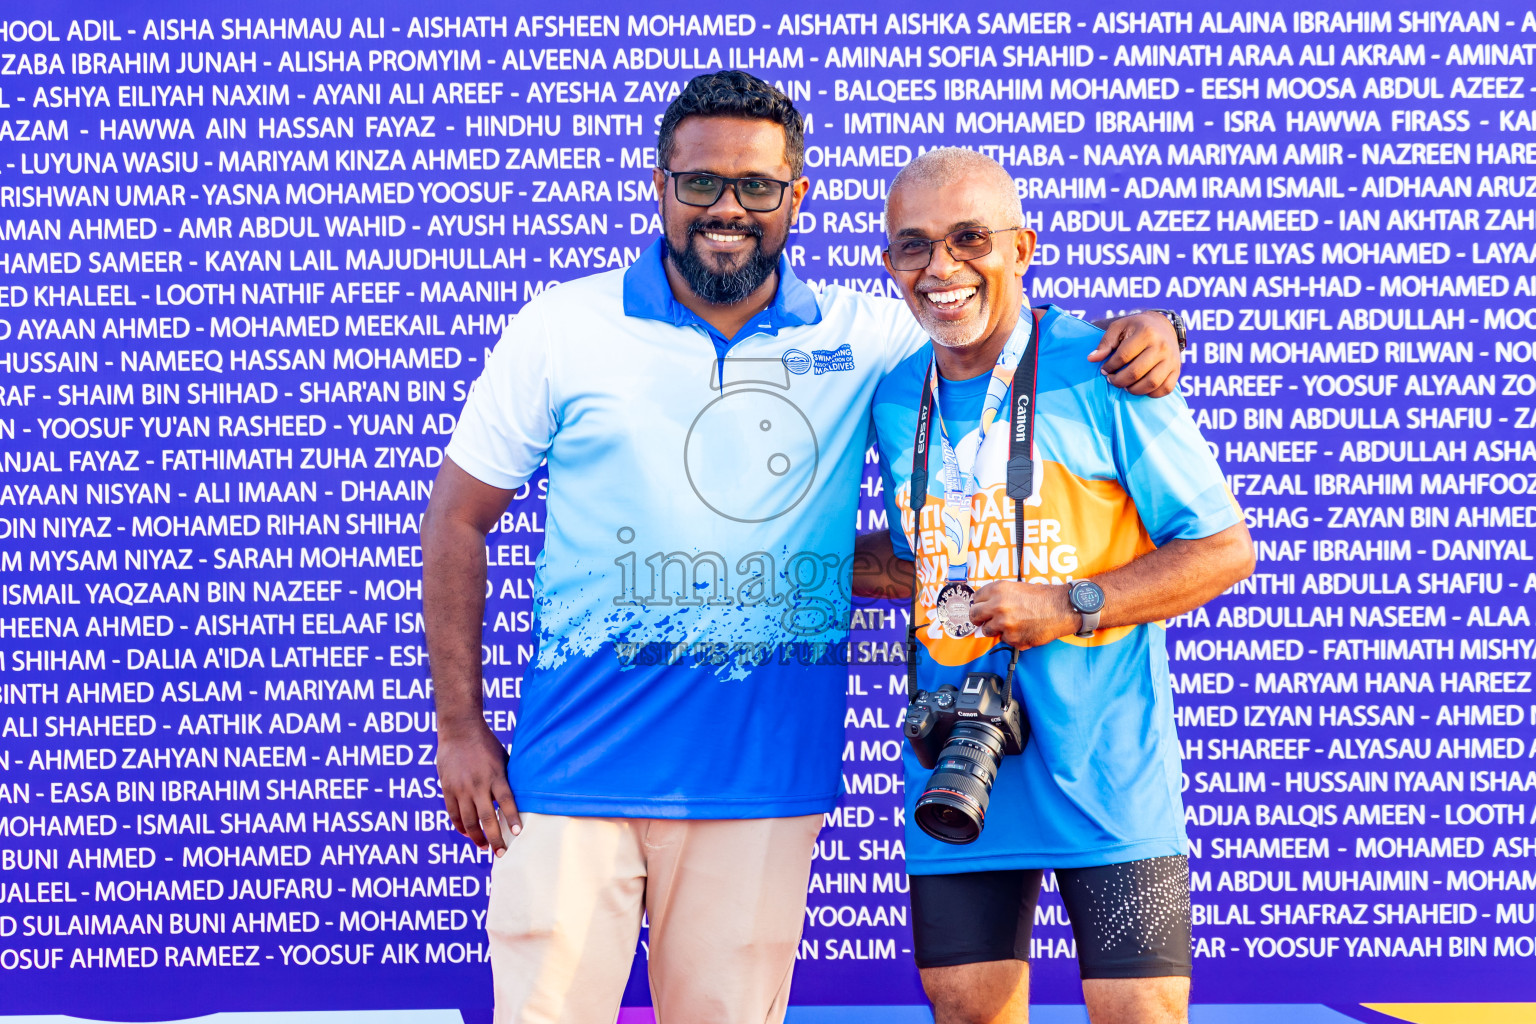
[447,239,925,819]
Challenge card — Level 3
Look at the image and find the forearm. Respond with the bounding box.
[1093,523,1255,631]
[419,459,521,851]
[970,522,1254,646]
[853,530,914,600]
[422,511,491,735]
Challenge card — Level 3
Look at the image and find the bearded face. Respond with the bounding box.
[654,116,805,309]
[665,214,780,306]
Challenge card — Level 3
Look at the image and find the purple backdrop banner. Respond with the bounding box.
[0,1,1533,1019]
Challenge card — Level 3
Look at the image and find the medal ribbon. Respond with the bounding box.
[925,313,1039,583]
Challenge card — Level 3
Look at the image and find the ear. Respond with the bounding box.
[652,168,667,216]
[1012,229,1037,278]
[787,175,810,222]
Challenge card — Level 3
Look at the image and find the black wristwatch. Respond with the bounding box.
[1148,308,1187,351]
[1067,580,1105,638]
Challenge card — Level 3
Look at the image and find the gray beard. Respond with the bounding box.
[667,227,781,306]
[916,294,989,350]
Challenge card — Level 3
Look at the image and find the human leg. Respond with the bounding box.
[1055,856,1192,1024]
[910,869,1043,1024]
[920,961,1032,1024]
[1080,978,1189,1024]
[641,814,823,1024]
[487,812,647,1024]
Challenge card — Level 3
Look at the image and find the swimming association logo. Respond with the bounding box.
[782,348,812,374]
[812,342,855,374]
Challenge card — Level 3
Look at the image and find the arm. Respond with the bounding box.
[1089,311,1182,398]
[421,457,520,855]
[852,529,913,600]
[968,522,1255,648]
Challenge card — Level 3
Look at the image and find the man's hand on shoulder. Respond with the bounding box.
[969,581,1075,649]
[1088,311,1181,398]
[436,717,520,856]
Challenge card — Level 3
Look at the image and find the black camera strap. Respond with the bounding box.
[905,310,1041,704]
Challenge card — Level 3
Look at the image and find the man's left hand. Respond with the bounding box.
[1089,311,1181,397]
[969,581,1076,649]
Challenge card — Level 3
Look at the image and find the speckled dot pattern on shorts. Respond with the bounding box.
[1074,855,1191,956]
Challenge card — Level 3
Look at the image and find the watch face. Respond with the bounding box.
[1072,582,1105,614]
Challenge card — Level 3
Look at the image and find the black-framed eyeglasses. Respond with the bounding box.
[886,226,1024,271]
[661,169,795,212]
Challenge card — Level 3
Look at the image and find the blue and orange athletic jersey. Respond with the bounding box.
[872,305,1242,872]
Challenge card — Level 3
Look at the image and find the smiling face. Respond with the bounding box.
[883,171,1036,355]
[652,116,808,307]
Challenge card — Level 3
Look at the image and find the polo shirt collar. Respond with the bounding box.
[622,238,822,341]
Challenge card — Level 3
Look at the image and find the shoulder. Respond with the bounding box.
[479,270,628,386]
[1037,305,1103,360]
[794,286,927,378]
[815,285,903,320]
[1036,305,1110,396]
[816,287,911,332]
[521,267,627,323]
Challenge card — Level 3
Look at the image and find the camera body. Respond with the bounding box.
[904,672,1030,845]
[905,673,1028,770]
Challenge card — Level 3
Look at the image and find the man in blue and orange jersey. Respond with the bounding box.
[862,147,1255,1024]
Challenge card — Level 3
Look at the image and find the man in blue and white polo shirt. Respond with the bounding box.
[421,71,1183,1024]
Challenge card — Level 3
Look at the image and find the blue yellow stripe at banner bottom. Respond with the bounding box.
[1361,1008,1536,1024]
[2,1008,1535,1024]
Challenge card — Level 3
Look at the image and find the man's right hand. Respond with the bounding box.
[437,719,521,856]
[1089,311,1182,398]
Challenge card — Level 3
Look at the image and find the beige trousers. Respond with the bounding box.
[488,811,823,1024]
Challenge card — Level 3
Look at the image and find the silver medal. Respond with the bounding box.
[935,582,976,639]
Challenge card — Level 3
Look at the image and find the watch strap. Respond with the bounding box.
[1149,308,1187,351]
[1074,608,1100,639]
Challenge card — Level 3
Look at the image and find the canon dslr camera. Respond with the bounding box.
[904,672,1028,845]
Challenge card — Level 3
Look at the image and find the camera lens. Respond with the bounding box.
[914,721,1006,845]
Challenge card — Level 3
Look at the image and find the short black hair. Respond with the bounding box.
[657,70,805,176]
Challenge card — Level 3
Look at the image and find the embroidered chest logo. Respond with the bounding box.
[811,343,855,374]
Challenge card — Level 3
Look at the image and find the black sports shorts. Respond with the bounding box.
[909,855,1192,980]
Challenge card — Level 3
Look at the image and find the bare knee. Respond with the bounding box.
[921,961,1030,1024]
[1082,976,1189,1024]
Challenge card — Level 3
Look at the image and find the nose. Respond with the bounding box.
[926,239,968,279]
[705,181,749,220]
